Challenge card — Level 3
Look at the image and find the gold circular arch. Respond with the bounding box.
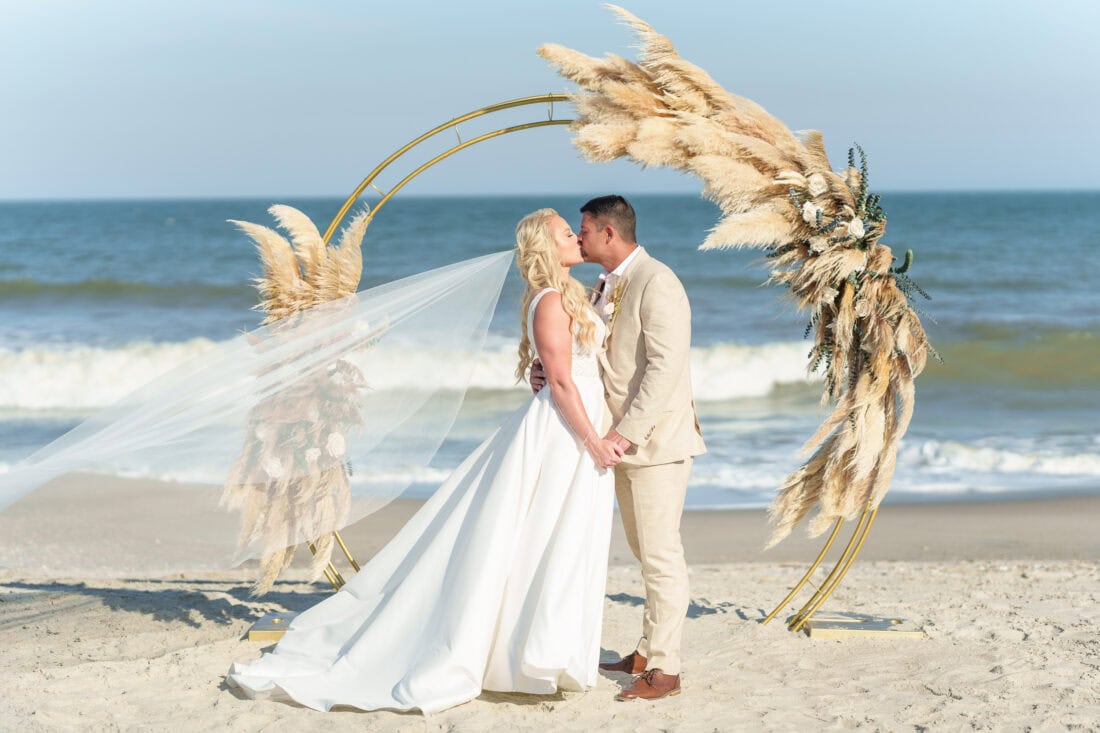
[308,93,573,591]
[307,93,871,635]
[320,93,573,245]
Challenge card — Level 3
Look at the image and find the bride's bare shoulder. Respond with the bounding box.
[532,288,565,321]
[533,290,572,331]
[532,287,561,306]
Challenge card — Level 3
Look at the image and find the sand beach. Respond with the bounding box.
[2,493,1097,731]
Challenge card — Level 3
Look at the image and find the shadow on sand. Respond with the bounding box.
[0,578,330,630]
[605,591,738,619]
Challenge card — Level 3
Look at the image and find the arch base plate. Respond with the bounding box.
[798,611,924,639]
[246,611,298,642]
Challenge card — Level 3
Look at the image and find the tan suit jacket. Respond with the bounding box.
[597,248,706,467]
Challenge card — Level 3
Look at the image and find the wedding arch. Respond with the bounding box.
[303,92,575,590]
[240,7,933,636]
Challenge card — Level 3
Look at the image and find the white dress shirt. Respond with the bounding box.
[594,246,644,323]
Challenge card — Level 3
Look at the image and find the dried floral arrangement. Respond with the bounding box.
[222,205,368,593]
[539,5,934,545]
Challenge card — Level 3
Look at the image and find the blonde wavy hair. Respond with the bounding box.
[514,208,597,382]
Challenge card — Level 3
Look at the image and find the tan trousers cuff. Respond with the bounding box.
[645,653,681,676]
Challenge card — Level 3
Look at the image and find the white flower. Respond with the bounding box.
[847,218,865,239]
[262,456,283,479]
[801,201,823,226]
[807,173,828,197]
[325,431,346,457]
[809,236,829,253]
[305,448,321,464]
[822,286,840,302]
[601,300,616,318]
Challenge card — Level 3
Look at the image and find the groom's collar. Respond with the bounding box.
[600,246,644,282]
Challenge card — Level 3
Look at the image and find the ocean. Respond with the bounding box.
[1,193,1098,509]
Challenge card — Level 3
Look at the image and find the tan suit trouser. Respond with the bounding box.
[614,458,692,676]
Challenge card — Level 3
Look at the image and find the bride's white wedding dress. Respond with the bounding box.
[228,288,613,713]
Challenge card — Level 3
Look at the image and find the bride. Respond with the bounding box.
[227,208,624,713]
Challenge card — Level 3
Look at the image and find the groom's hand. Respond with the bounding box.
[605,429,634,453]
[530,359,547,394]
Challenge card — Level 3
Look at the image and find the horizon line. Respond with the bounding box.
[2,187,1099,204]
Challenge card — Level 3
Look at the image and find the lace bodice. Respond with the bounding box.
[528,288,605,381]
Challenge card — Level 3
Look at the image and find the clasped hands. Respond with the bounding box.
[530,360,631,469]
[586,430,629,470]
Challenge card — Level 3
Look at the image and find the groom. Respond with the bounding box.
[534,195,705,701]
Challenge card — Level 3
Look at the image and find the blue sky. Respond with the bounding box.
[1,1,1097,199]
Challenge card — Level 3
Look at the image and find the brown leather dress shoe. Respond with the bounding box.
[599,651,647,674]
[615,669,681,701]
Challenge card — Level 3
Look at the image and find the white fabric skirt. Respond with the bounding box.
[227,375,614,713]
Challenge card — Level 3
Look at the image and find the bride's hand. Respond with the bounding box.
[585,435,624,469]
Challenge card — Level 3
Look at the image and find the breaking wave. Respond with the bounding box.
[0,338,822,411]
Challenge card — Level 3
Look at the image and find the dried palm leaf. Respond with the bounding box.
[222,205,369,594]
[540,5,934,545]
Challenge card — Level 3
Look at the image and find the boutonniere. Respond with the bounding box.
[604,280,626,328]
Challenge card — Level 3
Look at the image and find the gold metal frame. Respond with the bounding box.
[305,94,574,591]
[302,92,883,630]
[760,517,844,625]
[320,93,572,245]
[761,498,880,631]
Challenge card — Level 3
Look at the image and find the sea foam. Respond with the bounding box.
[0,339,821,411]
[901,439,1100,477]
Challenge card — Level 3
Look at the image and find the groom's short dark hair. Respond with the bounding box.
[580,195,636,243]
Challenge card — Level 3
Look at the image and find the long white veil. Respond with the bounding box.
[0,250,514,579]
